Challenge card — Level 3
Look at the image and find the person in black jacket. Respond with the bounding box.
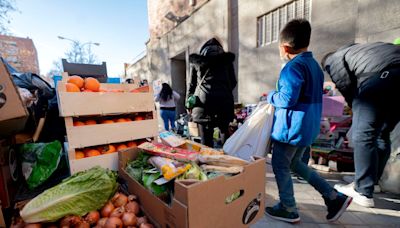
[321,42,400,208]
[187,38,237,147]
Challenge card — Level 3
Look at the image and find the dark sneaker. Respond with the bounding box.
[265,204,300,223]
[324,191,352,222]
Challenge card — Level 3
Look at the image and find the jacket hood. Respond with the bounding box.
[200,38,224,56]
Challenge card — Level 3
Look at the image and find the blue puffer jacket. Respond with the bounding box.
[267,52,323,147]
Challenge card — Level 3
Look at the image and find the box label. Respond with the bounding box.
[242,193,262,225]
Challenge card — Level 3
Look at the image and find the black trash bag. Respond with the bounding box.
[12,72,55,100]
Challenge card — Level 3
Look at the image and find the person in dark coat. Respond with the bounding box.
[187,38,237,147]
[321,42,400,208]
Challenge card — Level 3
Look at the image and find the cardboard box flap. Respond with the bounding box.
[0,59,28,121]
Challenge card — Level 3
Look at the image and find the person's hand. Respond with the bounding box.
[187,109,192,114]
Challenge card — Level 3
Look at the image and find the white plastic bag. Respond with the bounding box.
[223,102,274,161]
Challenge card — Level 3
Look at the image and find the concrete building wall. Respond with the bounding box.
[237,0,359,104]
[0,35,40,74]
[148,0,209,39]
[146,0,230,90]
[125,55,151,81]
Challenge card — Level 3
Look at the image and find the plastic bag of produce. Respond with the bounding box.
[20,140,62,189]
[223,102,274,161]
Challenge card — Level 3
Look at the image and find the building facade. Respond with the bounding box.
[0,35,40,74]
[126,0,400,108]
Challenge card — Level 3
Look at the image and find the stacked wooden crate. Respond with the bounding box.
[57,73,158,174]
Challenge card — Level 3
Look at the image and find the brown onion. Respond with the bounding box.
[110,207,125,218]
[60,215,82,227]
[137,216,148,226]
[128,194,137,201]
[44,224,58,228]
[75,221,90,228]
[24,224,42,228]
[121,212,137,226]
[101,202,115,217]
[97,218,108,227]
[140,223,154,228]
[112,193,129,207]
[104,217,123,228]
[125,201,140,215]
[85,211,100,224]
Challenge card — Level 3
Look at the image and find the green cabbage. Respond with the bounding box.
[20,166,117,223]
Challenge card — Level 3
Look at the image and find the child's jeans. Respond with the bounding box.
[272,141,335,211]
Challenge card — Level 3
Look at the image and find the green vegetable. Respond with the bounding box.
[20,166,117,223]
[177,162,208,181]
[20,141,62,189]
[126,152,151,183]
[142,169,167,196]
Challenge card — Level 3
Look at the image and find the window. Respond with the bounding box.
[257,0,311,47]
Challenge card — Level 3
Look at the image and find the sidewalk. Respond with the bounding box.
[252,157,400,228]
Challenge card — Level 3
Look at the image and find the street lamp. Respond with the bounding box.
[58,36,100,63]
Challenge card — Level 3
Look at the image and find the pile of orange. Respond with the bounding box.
[75,140,142,159]
[73,116,146,127]
[66,76,101,92]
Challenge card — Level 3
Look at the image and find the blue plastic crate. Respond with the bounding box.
[53,75,62,88]
[107,77,121,84]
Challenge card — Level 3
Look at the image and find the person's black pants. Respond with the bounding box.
[198,121,229,147]
[351,67,400,197]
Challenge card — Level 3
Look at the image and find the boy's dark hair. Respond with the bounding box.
[279,19,311,50]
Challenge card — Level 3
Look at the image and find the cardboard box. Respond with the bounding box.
[0,138,19,208]
[0,58,28,137]
[119,148,266,228]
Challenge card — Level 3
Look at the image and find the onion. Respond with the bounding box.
[110,207,125,218]
[101,202,115,217]
[24,224,42,228]
[75,221,90,228]
[121,212,137,226]
[60,215,82,227]
[85,211,100,224]
[125,201,140,215]
[97,218,108,227]
[45,224,58,228]
[128,194,137,201]
[112,193,129,207]
[137,216,148,226]
[104,217,123,228]
[140,223,154,228]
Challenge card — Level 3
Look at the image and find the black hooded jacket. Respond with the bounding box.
[324,42,400,105]
[188,38,237,124]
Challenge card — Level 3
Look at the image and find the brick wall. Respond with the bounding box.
[148,0,208,39]
[0,35,40,74]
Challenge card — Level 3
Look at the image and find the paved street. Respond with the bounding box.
[252,157,400,228]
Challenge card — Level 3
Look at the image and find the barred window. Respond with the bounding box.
[257,0,311,47]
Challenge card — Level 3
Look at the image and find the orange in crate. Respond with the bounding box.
[98,144,116,154]
[84,149,101,157]
[75,151,85,159]
[67,75,84,89]
[100,120,114,124]
[85,120,97,125]
[116,144,128,151]
[84,77,100,92]
[66,83,80,92]
[127,141,138,148]
[73,121,85,126]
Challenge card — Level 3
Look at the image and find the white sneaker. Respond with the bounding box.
[342,177,381,193]
[334,183,375,208]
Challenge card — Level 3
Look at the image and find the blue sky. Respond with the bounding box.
[9,0,149,77]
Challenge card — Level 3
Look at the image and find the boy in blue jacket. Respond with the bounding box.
[265,19,352,223]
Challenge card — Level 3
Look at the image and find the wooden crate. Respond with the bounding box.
[69,151,118,174]
[58,73,159,174]
[57,73,155,117]
[65,117,158,149]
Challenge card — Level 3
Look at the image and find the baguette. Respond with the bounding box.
[201,165,244,174]
[198,154,249,167]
